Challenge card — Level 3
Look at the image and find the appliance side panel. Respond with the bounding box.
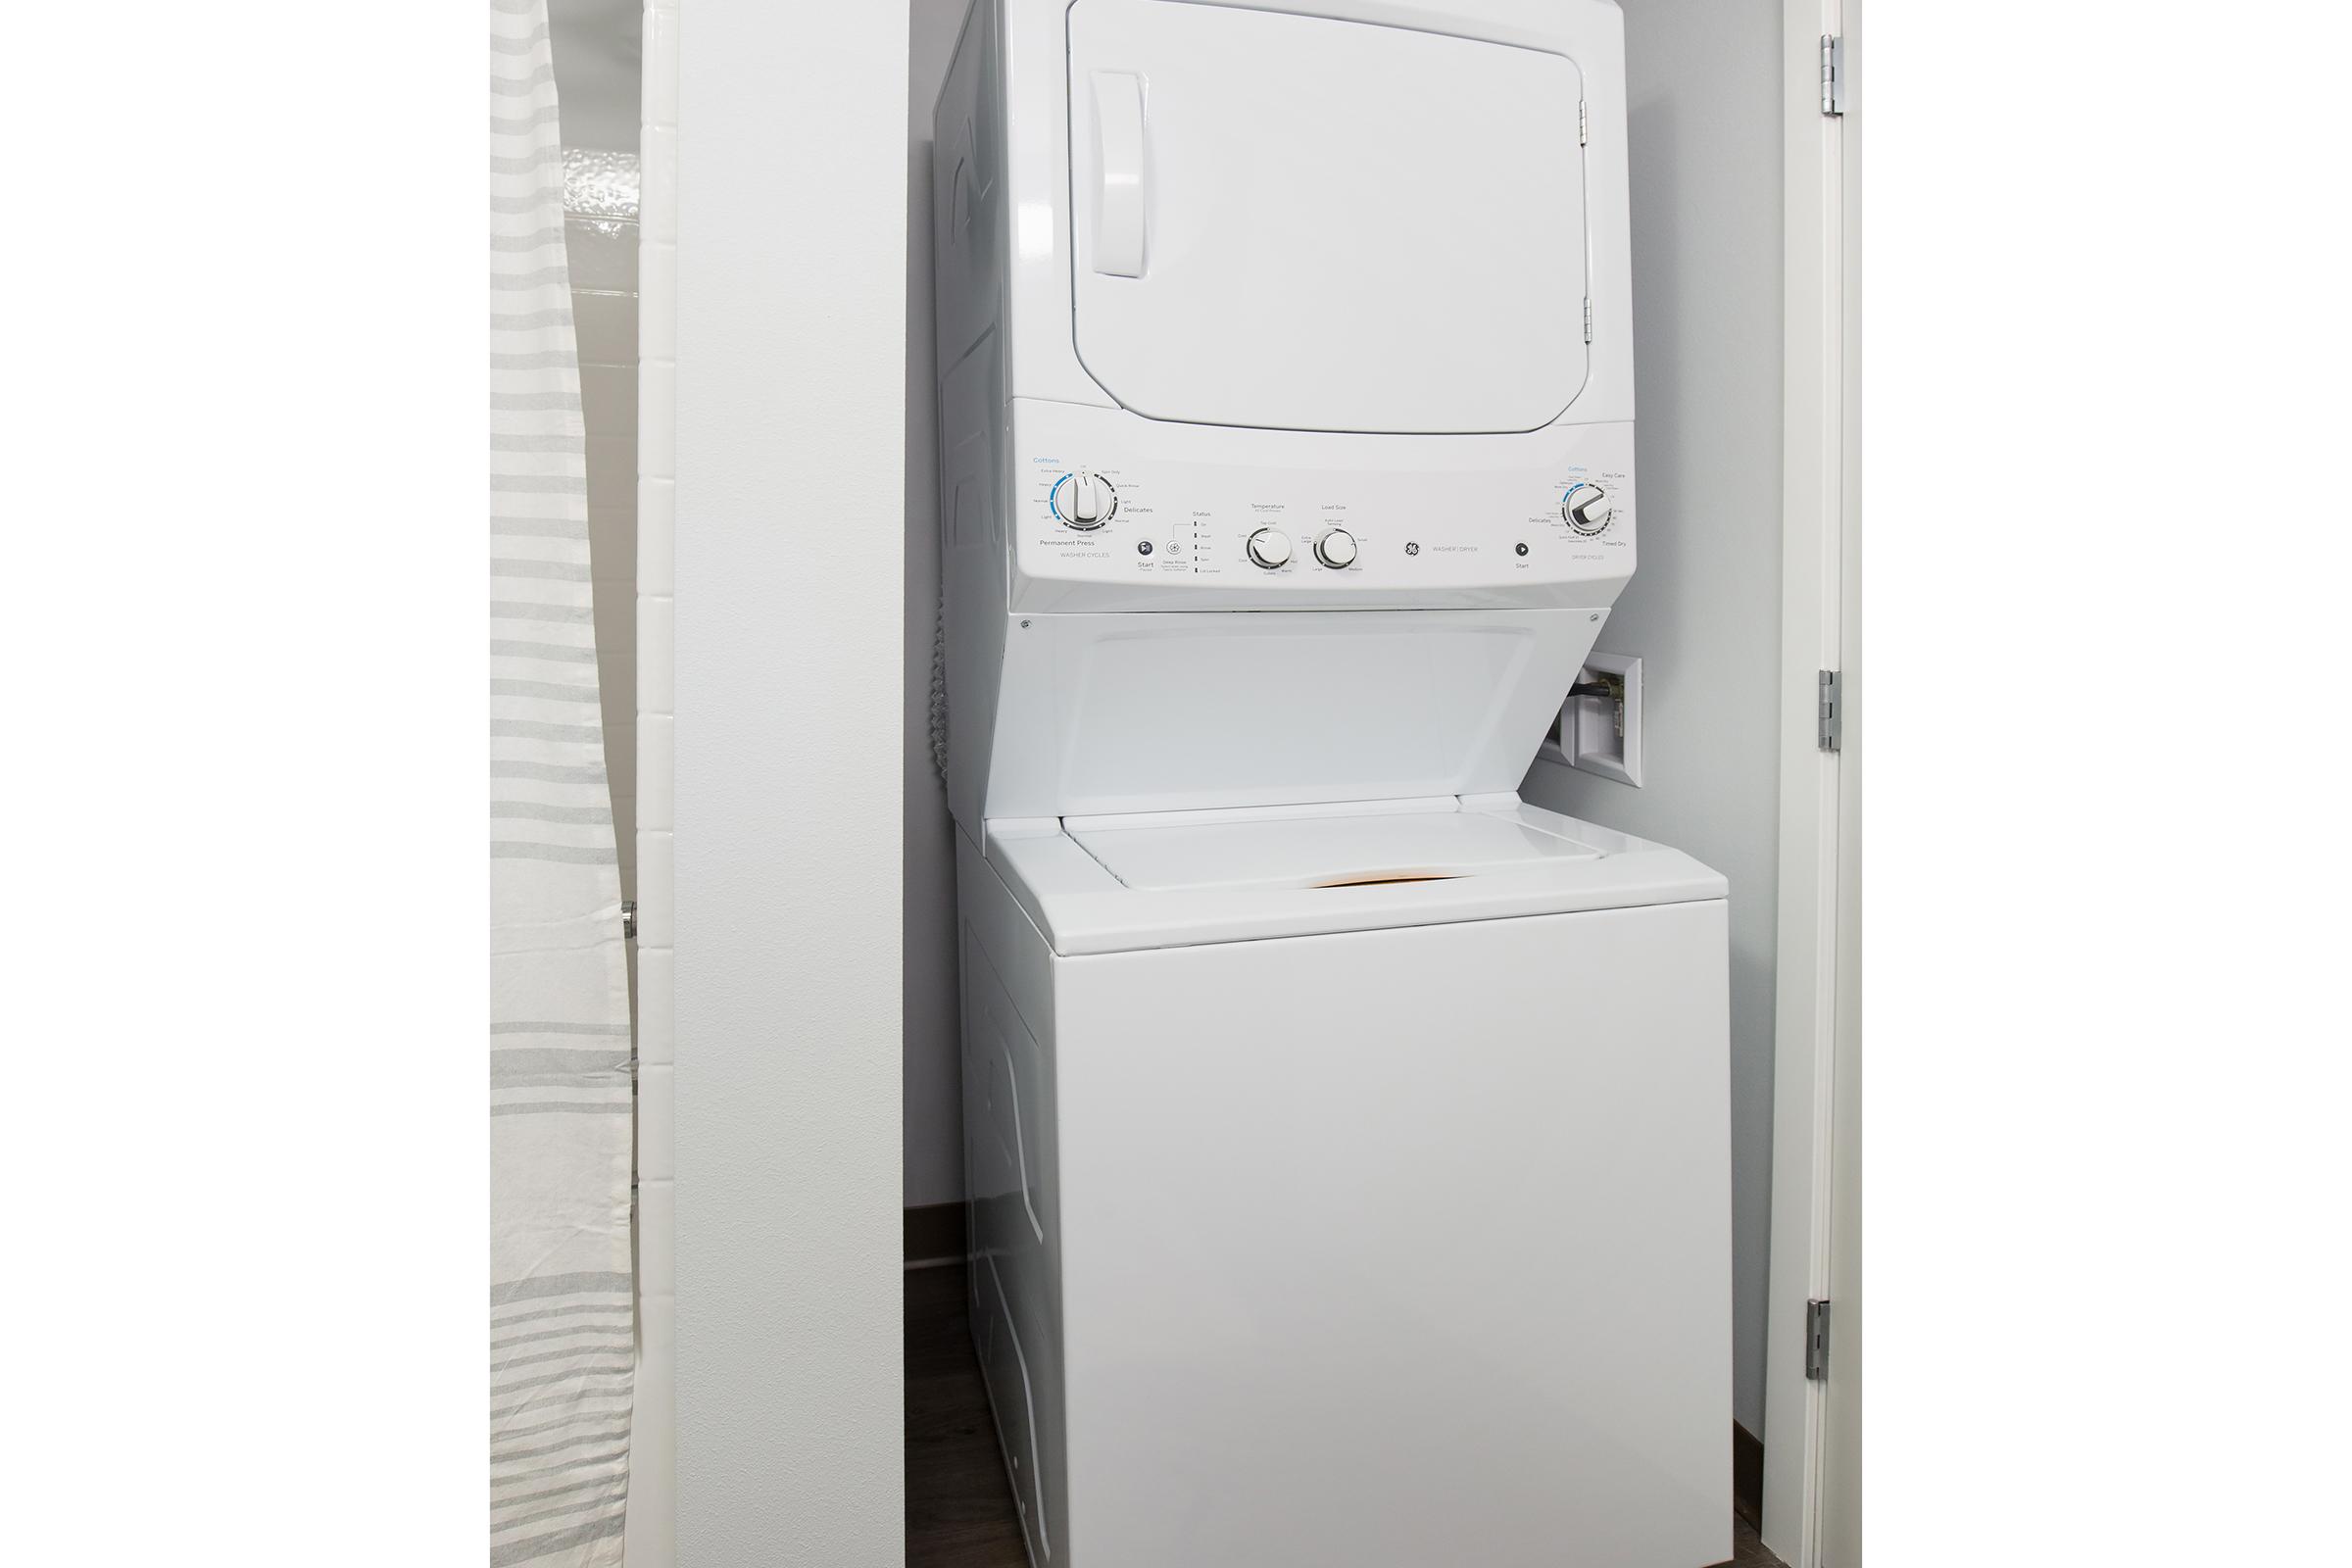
[935,10,1012,841]
[1053,901,1733,1568]
[956,827,1069,1563]
[932,0,1001,376]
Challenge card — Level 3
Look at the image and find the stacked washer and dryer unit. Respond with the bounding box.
[933,2,1731,1564]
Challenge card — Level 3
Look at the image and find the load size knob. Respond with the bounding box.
[1314,528,1357,568]
[1056,470,1115,529]
[1246,528,1293,569]
[1564,483,1614,535]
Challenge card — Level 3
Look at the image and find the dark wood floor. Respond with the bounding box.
[907,1263,1035,1565]
[906,1263,1786,1568]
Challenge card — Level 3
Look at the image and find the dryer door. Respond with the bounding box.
[1066,0,1588,436]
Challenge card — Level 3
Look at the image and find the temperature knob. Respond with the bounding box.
[1564,483,1614,535]
[1314,528,1357,568]
[1056,470,1115,529]
[1246,528,1293,569]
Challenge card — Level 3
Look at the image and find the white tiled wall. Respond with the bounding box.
[564,171,640,908]
[625,1,679,1563]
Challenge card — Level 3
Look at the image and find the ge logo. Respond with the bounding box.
[1404,541,1420,556]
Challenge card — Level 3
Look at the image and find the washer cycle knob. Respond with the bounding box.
[1246,528,1293,569]
[1057,470,1114,529]
[1564,483,1614,535]
[1314,528,1357,568]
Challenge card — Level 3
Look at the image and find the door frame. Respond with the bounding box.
[1762,0,1861,1562]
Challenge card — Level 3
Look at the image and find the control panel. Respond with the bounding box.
[1008,405,1636,602]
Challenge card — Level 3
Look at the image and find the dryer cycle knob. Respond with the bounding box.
[1057,469,1114,529]
[1314,528,1357,568]
[1246,528,1293,569]
[1564,483,1614,535]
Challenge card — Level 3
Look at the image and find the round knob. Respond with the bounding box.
[1564,483,1614,535]
[1246,528,1293,569]
[1058,470,1114,529]
[1314,528,1357,568]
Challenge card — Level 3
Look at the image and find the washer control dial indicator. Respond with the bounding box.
[1052,469,1116,529]
[1314,528,1357,568]
[1563,482,1614,535]
[1246,528,1294,569]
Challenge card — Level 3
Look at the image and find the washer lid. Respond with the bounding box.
[987,801,1726,956]
[1068,804,1603,892]
[1065,0,1589,434]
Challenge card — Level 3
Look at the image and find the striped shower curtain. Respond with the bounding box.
[489,1,635,1563]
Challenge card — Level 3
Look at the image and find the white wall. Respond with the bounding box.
[544,8,673,1552]
[671,3,908,1563]
[625,0,678,1559]
[547,0,640,951]
[903,0,969,1212]
[1521,0,1785,1438]
[564,167,641,911]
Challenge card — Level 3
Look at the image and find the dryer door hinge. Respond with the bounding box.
[621,900,638,940]
[1817,669,1842,752]
[1579,98,1589,145]
[1583,298,1593,343]
[1820,34,1845,116]
[1805,1298,1833,1380]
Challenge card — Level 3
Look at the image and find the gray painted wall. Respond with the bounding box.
[905,0,967,1211]
[1521,0,1786,1436]
[673,1,909,1559]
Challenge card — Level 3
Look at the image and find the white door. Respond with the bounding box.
[1065,0,1590,435]
[1765,1,1861,1563]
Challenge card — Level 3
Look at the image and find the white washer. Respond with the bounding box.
[960,797,1730,1567]
[933,3,1731,1562]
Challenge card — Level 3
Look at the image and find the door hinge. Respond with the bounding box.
[621,900,638,940]
[1579,98,1589,145]
[1583,298,1593,343]
[1817,669,1842,752]
[1804,1298,1833,1380]
[1820,34,1845,116]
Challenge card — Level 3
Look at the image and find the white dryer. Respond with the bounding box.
[932,3,1730,1564]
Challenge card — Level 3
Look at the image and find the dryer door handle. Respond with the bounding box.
[1089,71,1147,277]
